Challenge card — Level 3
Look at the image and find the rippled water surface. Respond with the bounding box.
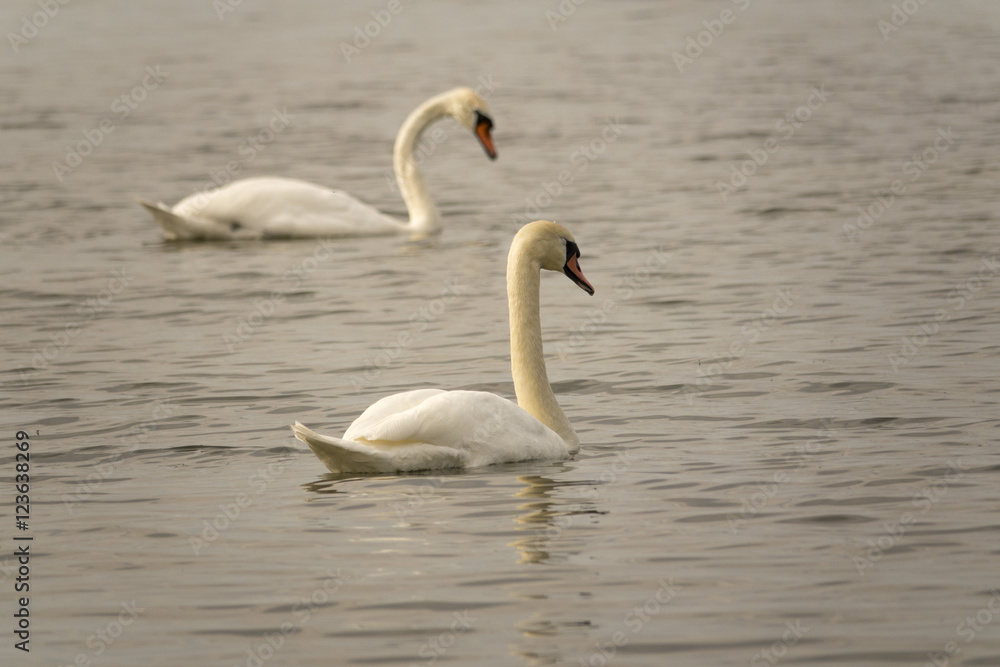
[2,1,1000,665]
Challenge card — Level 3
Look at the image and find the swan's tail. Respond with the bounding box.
[291,421,393,474]
[136,198,190,240]
[291,421,467,474]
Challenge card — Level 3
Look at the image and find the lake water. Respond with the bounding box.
[2,0,999,665]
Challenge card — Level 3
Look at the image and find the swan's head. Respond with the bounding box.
[442,87,497,160]
[514,220,595,295]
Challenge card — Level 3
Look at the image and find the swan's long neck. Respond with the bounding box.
[507,243,579,449]
[393,96,448,235]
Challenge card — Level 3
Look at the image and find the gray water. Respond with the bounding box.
[2,0,999,665]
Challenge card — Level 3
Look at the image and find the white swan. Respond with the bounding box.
[292,220,595,473]
[137,87,497,240]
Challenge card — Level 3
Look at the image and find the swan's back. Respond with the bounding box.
[170,177,404,239]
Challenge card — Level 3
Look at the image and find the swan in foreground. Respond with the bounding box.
[292,220,595,473]
[138,87,497,240]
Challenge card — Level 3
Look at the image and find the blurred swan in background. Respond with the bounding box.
[138,87,496,240]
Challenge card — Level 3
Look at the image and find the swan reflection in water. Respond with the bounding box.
[300,471,604,563]
[300,470,608,665]
[508,474,606,565]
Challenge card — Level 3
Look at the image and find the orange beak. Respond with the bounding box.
[564,253,595,295]
[475,115,497,160]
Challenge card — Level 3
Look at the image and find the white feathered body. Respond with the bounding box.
[292,388,574,473]
[141,177,404,241]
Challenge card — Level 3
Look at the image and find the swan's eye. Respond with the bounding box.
[474,111,493,130]
[565,240,581,262]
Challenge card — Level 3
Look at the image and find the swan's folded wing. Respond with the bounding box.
[271,187,403,238]
[343,389,449,443]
